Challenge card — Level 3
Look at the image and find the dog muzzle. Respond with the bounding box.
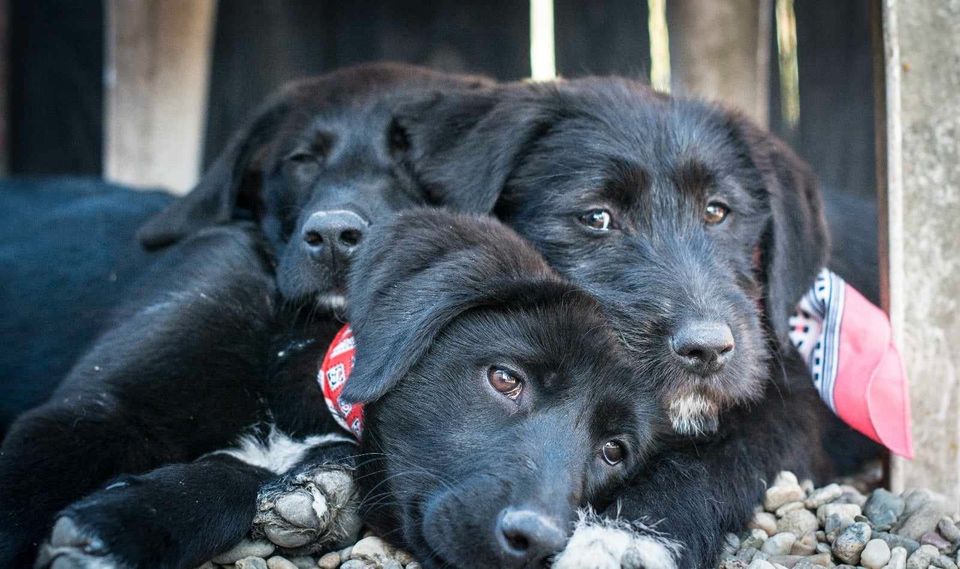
[789,269,913,458]
[318,325,364,439]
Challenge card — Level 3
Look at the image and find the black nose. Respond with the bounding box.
[301,210,368,260]
[496,508,566,565]
[670,320,735,374]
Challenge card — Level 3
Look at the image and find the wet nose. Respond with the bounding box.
[670,320,735,374]
[496,508,566,566]
[301,210,368,260]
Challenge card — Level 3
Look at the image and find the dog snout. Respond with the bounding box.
[670,320,735,375]
[496,507,567,566]
[301,210,368,260]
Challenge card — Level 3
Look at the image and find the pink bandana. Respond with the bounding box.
[318,325,364,439]
[789,269,913,458]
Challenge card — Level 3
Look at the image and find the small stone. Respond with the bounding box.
[318,552,342,569]
[815,542,831,554]
[394,550,415,565]
[751,512,780,535]
[862,539,893,569]
[939,518,960,544]
[826,513,855,543]
[922,531,954,553]
[266,557,299,569]
[767,555,804,568]
[720,561,750,569]
[738,548,761,563]
[833,522,873,564]
[236,558,269,569]
[801,479,815,495]
[815,531,827,543]
[743,529,770,551]
[407,563,423,569]
[779,510,820,537]
[381,560,403,569]
[877,531,923,556]
[211,539,276,565]
[885,546,909,569]
[777,502,807,518]
[806,484,843,509]
[264,525,315,549]
[767,486,808,512]
[865,489,907,531]
[790,533,818,556]
[838,485,868,507]
[906,544,939,569]
[340,561,371,569]
[774,472,800,487]
[748,560,777,569]
[763,533,798,556]
[936,553,960,569]
[339,546,353,561]
[773,564,791,569]
[819,503,863,525]
[899,490,955,541]
[796,553,833,568]
[351,536,392,561]
[289,557,320,569]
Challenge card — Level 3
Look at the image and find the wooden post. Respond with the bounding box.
[878,0,960,508]
[667,0,772,126]
[104,0,216,194]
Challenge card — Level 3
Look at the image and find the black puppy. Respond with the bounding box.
[343,209,662,568]
[0,63,491,568]
[395,77,836,567]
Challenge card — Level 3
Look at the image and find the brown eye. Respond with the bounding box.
[601,440,625,465]
[704,202,730,224]
[488,367,523,400]
[579,209,614,231]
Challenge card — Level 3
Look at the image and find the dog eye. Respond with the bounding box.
[704,202,730,225]
[601,440,625,466]
[488,367,523,401]
[579,209,614,231]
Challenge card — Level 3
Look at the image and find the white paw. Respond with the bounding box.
[552,510,680,569]
[252,465,361,553]
[34,517,127,569]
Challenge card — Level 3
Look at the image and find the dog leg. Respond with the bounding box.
[552,509,680,569]
[34,455,273,569]
[251,442,361,554]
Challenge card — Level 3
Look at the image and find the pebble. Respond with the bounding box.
[779,510,820,537]
[289,557,320,569]
[340,561,372,569]
[236,557,269,569]
[939,517,960,544]
[351,535,392,561]
[407,563,423,569]
[776,502,807,518]
[211,539,276,565]
[833,521,872,564]
[750,512,779,536]
[826,513,854,543]
[861,539,893,569]
[899,490,955,541]
[805,484,843,509]
[906,544,939,569]
[266,557,299,569]
[838,485,868,507]
[748,560,777,569]
[766,485,807,512]
[766,555,804,568]
[382,560,403,569]
[876,531,922,556]
[790,533,818,556]
[920,530,953,552]
[318,552,342,569]
[865,489,906,531]
[743,529,770,551]
[763,533,798,556]
[339,546,353,561]
[818,503,863,525]
[395,549,415,565]
[885,546,909,569]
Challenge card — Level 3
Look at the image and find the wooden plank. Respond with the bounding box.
[880,0,960,508]
[554,0,650,80]
[104,0,216,194]
[667,0,772,126]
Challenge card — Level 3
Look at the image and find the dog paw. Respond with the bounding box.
[34,516,127,569]
[252,464,361,554]
[551,510,680,569]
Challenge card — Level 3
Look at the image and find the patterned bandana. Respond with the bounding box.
[789,269,913,458]
[318,325,364,439]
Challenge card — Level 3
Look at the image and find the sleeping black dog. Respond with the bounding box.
[388,76,840,567]
[0,63,493,568]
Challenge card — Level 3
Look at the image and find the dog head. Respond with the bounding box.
[399,78,828,436]
[137,63,493,311]
[342,208,660,568]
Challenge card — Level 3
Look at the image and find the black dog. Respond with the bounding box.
[0,63,492,568]
[391,77,837,567]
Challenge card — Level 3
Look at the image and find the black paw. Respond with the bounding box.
[252,464,361,554]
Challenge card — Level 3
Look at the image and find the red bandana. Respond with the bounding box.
[318,325,364,439]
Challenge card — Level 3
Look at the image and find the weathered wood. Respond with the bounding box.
[104,0,216,194]
[880,0,960,508]
[554,0,649,80]
[668,0,772,126]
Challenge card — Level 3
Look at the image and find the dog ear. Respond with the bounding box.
[341,208,559,403]
[397,86,553,214]
[732,117,829,348]
[136,97,291,250]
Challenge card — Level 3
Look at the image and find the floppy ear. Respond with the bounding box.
[341,208,559,403]
[396,85,554,214]
[136,97,291,249]
[732,117,829,348]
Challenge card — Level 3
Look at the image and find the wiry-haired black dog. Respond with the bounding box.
[343,208,664,568]
[392,77,837,567]
[0,63,493,569]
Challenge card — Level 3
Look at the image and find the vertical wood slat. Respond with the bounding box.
[880,0,960,508]
[104,0,216,194]
[668,0,772,126]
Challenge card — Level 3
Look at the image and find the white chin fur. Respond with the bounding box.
[552,509,680,569]
[668,392,720,436]
[316,293,346,311]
